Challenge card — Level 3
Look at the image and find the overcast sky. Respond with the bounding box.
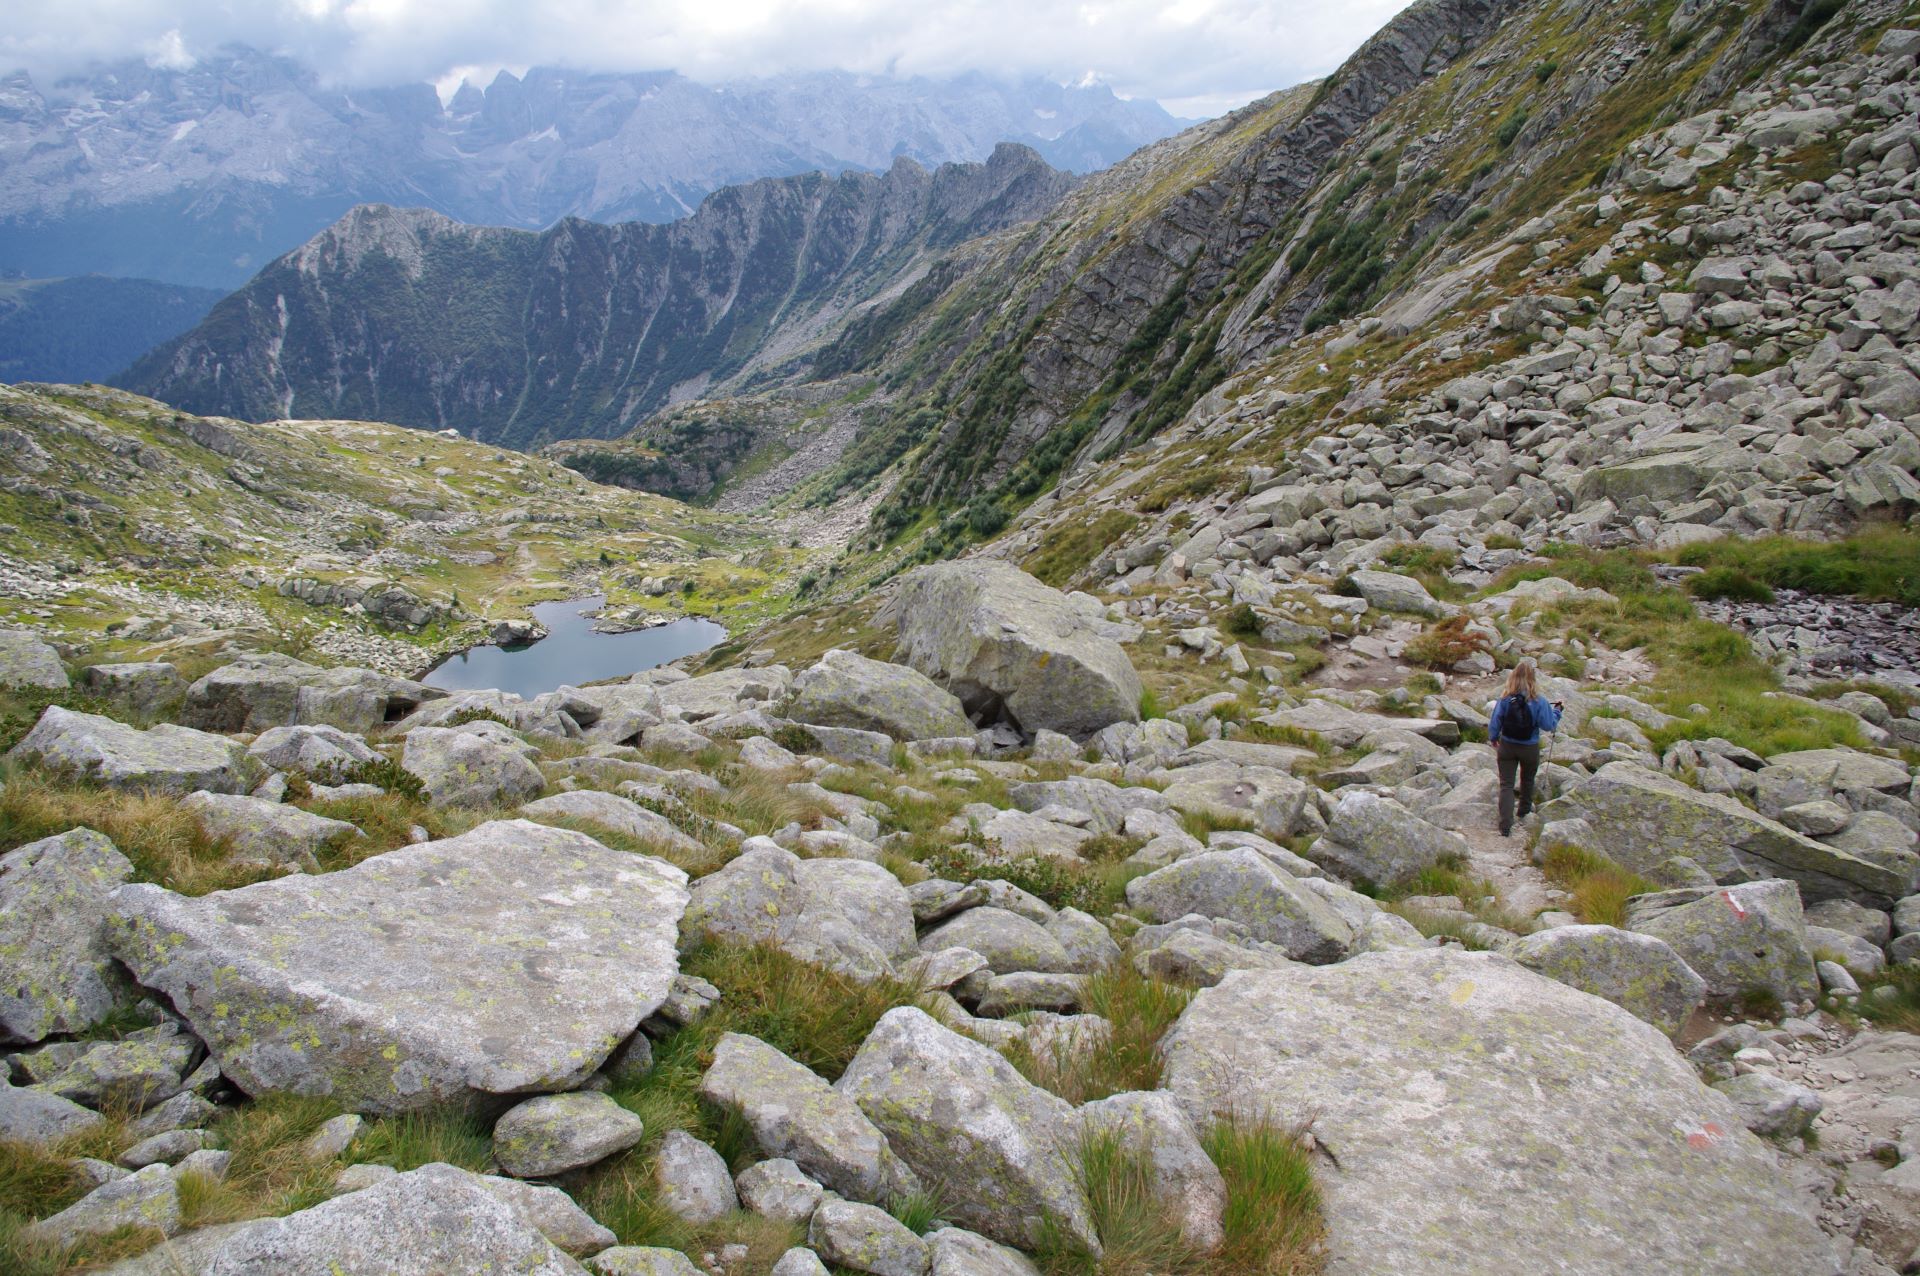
[0,0,1413,119]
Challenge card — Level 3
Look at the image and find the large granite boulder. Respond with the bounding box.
[700,1032,920,1205]
[1161,950,1833,1275]
[1503,924,1706,1037]
[838,1007,1098,1254]
[1124,849,1352,963]
[521,790,703,857]
[0,828,136,1043]
[882,560,1142,737]
[683,842,897,981]
[1156,764,1311,842]
[0,630,67,689]
[402,726,546,808]
[492,1091,647,1177]
[246,724,379,782]
[785,649,973,741]
[108,820,689,1114]
[657,667,792,722]
[180,791,359,872]
[184,654,439,735]
[1305,792,1468,888]
[8,706,259,794]
[1550,760,1906,904]
[918,907,1076,975]
[1344,570,1447,617]
[1623,879,1820,1006]
[1076,1091,1225,1250]
[1762,749,1911,795]
[80,662,187,719]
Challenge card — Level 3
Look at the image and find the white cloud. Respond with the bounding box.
[1,0,1414,117]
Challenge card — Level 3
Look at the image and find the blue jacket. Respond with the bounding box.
[1489,693,1561,746]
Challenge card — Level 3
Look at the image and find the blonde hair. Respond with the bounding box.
[1504,659,1538,699]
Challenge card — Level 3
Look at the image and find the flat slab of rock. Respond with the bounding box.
[1161,950,1831,1275]
[0,828,136,1043]
[9,705,258,794]
[109,820,688,1114]
[884,560,1142,738]
[1552,761,1905,904]
[0,1077,104,1141]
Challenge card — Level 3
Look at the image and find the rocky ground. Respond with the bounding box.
[5,551,1920,1275]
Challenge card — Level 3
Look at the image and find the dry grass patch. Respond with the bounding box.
[0,766,276,895]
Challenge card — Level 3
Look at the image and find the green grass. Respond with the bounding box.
[920,843,1144,916]
[1007,964,1192,1104]
[1036,1114,1321,1276]
[1845,965,1920,1033]
[1027,511,1141,587]
[1685,567,1773,603]
[352,1107,493,1174]
[1673,528,1920,606]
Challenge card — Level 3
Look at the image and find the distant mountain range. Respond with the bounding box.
[0,46,1190,290]
[125,145,1075,451]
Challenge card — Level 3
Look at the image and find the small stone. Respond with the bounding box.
[653,1130,738,1223]
[494,1091,646,1178]
[304,1113,363,1160]
[808,1199,932,1276]
[118,1128,209,1169]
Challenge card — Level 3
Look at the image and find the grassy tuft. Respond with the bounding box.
[353,1107,493,1174]
[1673,528,1920,606]
[1008,965,1192,1105]
[1539,845,1654,927]
[1037,1129,1204,1276]
[1204,1118,1323,1274]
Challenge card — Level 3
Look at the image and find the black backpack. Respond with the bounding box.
[1499,692,1536,742]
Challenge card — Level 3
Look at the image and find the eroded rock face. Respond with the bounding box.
[1160,950,1833,1275]
[8,706,258,794]
[109,820,689,1114]
[0,828,136,1043]
[884,560,1142,738]
[786,649,974,741]
[836,1007,1097,1254]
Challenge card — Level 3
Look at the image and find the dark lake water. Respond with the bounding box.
[423,596,725,699]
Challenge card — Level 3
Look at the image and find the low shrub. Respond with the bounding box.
[1404,616,1490,670]
[1685,567,1774,603]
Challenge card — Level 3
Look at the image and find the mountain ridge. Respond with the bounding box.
[0,48,1187,288]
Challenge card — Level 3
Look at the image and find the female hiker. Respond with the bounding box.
[1488,658,1563,837]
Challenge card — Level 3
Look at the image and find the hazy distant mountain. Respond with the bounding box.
[0,46,1188,288]
[0,276,224,383]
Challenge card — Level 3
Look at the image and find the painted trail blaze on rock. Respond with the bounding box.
[1160,948,1833,1276]
[108,820,689,1114]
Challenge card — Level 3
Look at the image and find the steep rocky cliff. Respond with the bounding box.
[123,146,1074,451]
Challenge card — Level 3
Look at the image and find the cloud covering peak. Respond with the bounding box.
[3,0,1412,118]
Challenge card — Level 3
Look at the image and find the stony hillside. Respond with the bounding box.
[12,2,1920,1275]
[0,383,794,676]
[123,146,1074,452]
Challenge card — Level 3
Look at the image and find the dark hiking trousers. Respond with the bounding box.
[1496,739,1541,835]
